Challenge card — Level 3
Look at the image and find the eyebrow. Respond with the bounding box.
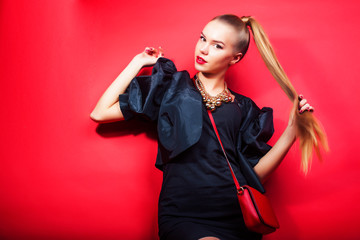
[201,32,225,45]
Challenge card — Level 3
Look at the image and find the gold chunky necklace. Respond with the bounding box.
[194,73,233,111]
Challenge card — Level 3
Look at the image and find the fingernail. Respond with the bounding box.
[298,95,304,101]
[299,109,303,114]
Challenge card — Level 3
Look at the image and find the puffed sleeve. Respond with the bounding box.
[238,97,274,167]
[118,57,177,121]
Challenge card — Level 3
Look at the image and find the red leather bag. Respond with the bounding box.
[237,185,279,234]
[208,110,280,234]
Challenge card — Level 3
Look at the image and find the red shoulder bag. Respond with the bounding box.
[208,110,280,234]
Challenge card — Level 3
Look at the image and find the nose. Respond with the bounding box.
[200,43,209,55]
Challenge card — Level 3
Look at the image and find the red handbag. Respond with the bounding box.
[208,110,280,234]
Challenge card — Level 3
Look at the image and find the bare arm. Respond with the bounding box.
[90,47,163,123]
[254,97,314,183]
[253,122,296,183]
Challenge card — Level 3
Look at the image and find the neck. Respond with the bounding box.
[198,71,227,96]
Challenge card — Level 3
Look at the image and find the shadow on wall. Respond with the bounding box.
[95,67,158,139]
[95,118,157,140]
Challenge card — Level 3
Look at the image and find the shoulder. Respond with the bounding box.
[229,89,273,120]
[229,89,251,102]
[154,57,191,81]
[229,89,257,111]
[154,57,177,74]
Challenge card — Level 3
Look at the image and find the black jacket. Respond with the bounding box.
[119,58,274,193]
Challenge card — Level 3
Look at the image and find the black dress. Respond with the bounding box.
[158,101,262,240]
[119,58,274,240]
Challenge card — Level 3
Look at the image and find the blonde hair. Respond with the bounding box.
[213,14,329,174]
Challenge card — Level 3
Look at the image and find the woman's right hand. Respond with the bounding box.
[133,46,164,67]
[90,46,165,123]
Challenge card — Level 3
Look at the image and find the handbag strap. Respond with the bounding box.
[207,110,243,193]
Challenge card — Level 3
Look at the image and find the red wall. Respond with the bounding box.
[1,0,359,239]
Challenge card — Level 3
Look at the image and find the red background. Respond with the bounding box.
[1,0,359,239]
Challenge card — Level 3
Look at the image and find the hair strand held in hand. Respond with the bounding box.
[246,15,329,174]
[213,14,329,174]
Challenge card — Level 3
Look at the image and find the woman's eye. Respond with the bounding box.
[200,36,206,41]
[214,44,223,49]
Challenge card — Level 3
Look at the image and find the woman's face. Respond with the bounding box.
[194,20,241,75]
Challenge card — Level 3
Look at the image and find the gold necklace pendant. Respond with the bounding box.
[194,73,232,111]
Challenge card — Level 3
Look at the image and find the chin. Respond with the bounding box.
[195,65,217,75]
[194,62,207,72]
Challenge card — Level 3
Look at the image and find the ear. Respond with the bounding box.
[229,52,243,65]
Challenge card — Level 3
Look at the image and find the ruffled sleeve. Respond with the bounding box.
[119,57,177,121]
[238,97,274,167]
[233,95,274,193]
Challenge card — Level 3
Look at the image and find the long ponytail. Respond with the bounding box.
[240,16,329,174]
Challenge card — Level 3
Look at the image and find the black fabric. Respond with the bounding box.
[119,57,179,122]
[158,102,262,240]
[119,57,274,193]
[161,221,262,240]
[118,58,274,239]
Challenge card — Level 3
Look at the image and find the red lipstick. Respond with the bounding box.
[196,56,207,64]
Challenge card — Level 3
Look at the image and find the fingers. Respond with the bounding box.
[144,47,154,54]
[299,103,313,114]
[158,46,164,57]
[298,94,314,114]
[144,46,164,58]
[299,99,307,108]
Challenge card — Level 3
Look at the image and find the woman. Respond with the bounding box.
[90,14,325,240]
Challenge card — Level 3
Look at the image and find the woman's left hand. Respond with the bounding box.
[257,94,315,181]
[298,94,314,114]
[288,94,314,128]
